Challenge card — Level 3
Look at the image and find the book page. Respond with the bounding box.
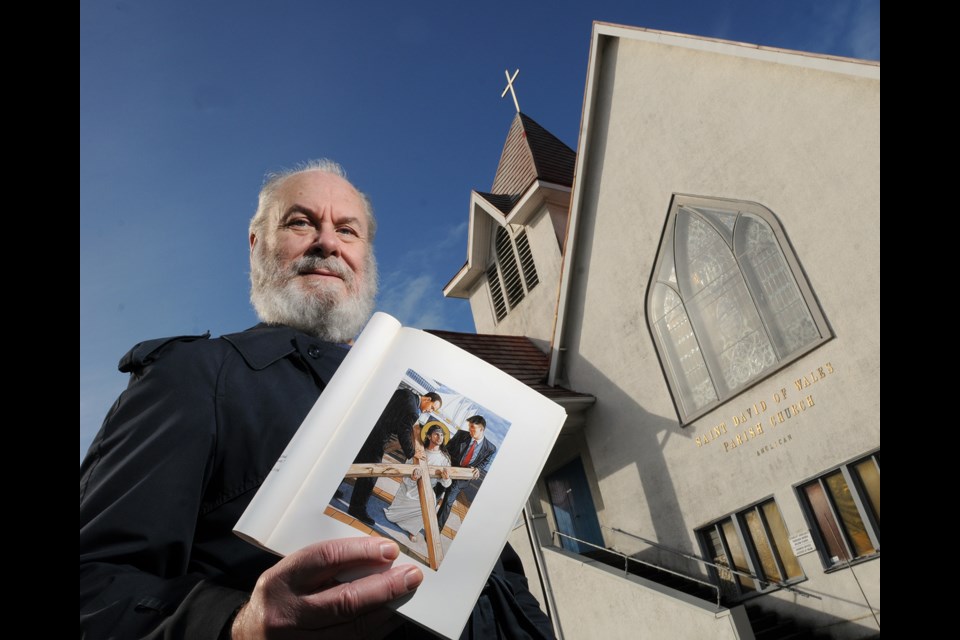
[234,312,402,547]
[260,325,566,639]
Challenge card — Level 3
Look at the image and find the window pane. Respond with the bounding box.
[677,210,776,395]
[744,509,781,583]
[721,520,755,591]
[692,206,737,247]
[735,214,820,357]
[761,501,803,580]
[703,526,741,600]
[825,472,876,557]
[803,482,849,564]
[652,283,717,414]
[853,458,880,525]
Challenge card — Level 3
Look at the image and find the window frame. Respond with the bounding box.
[646,194,832,425]
[486,225,539,323]
[795,450,880,571]
[696,497,806,602]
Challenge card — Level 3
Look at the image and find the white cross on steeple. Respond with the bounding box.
[501,68,520,113]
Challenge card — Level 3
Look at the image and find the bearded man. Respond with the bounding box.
[79,161,555,640]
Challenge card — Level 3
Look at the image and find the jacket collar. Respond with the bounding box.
[222,324,349,385]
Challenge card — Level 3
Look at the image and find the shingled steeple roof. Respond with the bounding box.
[488,113,575,197]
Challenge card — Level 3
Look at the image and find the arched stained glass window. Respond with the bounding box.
[648,196,830,423]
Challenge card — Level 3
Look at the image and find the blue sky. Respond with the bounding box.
[80,0,880,457]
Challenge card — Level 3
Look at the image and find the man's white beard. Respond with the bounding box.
[250,246,378,343]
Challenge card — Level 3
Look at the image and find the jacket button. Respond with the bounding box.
[307,345,322,359]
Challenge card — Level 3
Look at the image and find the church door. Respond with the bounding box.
[546,457,604,554]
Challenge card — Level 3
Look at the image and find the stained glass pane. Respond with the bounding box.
[652,283,717,413]
[736,214,820,357]
[854,458,880,525]
[744,509,781,583]
[691,206,737,247]
[657,223,678,286]
[803,482,848,564]
[825,472,876,557]
[721,520,755,591]
[761,501,803,579]
[703,526,740,600]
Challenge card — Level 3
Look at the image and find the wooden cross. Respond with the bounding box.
[345,461,476,569]
[501,68,520,113]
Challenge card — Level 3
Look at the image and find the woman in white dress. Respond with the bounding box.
[384,424,452,541]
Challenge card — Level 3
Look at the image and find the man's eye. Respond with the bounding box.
[285,218,311,228]
[337,227,359,237]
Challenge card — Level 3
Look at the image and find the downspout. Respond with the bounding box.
[548,26,607,387]
[523,503,564,640]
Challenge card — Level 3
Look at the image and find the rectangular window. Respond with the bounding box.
[798,452,879,569]
[697,499,803,601]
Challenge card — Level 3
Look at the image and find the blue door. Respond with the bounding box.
[546,458,604,554]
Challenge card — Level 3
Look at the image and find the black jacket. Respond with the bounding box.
[80,325,554,640]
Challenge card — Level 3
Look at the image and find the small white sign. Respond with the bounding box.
[790,530,816,556]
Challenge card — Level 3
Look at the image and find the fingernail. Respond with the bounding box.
[403,566,424,590]
[379,540,399,561]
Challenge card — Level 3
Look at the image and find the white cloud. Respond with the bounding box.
[435,221,468,251]
[845,0,880,59]
[378,271,449,329]
[808,0,880,60]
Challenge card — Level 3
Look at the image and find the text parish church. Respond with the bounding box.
[434,23,879,640]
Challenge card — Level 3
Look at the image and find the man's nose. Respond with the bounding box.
[310,224,341,257]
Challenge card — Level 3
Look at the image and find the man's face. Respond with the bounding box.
[429,429,443,446]
[249,170,377,342]
[260,171,370,300]
[468,421,484,441]
[420,396,441,414]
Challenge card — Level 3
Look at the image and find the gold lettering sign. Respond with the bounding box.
[693,361,834,454]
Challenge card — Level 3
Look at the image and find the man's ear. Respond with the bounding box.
[249,233,258,256]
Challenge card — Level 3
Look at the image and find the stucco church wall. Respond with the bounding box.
[470,204,563,347]
[542,547,754,639]
[559,36,879,637]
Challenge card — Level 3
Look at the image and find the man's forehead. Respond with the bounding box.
[275,171,365,216]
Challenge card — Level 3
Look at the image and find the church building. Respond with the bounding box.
[441,23,879,640]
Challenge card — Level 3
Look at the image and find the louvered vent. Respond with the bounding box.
[515,230,539,291]
[487,262,508,321]
[496,227,525,307]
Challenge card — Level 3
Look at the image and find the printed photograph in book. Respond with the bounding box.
[326,368,509,570]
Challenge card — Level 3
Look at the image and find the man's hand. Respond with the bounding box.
[471,467,480,480]
[232,538,423,639]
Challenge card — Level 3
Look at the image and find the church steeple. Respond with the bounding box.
[444,112,575,346]
[488,113,575,198]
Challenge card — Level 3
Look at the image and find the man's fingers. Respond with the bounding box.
[297,564,424,628]
[275,538,401,593]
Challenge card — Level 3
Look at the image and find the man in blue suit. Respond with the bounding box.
[437,415,497,531]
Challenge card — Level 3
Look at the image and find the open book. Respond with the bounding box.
[234,312,566,639]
